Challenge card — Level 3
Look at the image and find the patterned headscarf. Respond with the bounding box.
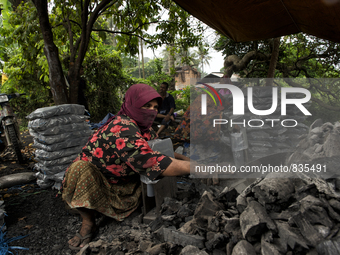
[117,84,162,132]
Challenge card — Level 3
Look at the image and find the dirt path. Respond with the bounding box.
[0,131,75,254]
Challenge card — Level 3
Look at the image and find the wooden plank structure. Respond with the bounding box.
[141,176,178,223]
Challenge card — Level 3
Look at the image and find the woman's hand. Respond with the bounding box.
[161,158,216,179]
[161,157,190,177]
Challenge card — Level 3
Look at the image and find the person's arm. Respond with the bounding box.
[169,95,176,117]
[157,108,174,120]
[161,157,190,176]
[162,157,214,178]
[168,107,175,115]
[164,107,175,122]
[162,94,176,122]
[101,117,189,180]
[156,113,167,119]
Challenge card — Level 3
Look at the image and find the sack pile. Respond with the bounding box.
[27,104,92,189]
[223,86,309,161]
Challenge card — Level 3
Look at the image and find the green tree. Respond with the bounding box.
[214,33,340,79]
[8,0,203,105]
[0,2,53,122]
[84,47,134,121]
[162,46,200,71]
[214,33,340,121]
[144,58,172,87]
[1,3,136,121]
[195,44,211,75]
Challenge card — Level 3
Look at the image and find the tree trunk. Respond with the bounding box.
[201,59,204,75]
[138,49,141,78]
[68,66,80,104]
[223,51,259,78]
[168,45,176,90]
[266,37,281,86]
[141,38,145,79]
[32,0,68,105]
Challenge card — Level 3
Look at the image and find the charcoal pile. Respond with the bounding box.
[158,176,340,255]
[26,104,92,189]
[74,171,340,255]
[288,119,340,164]
[285,119,340,183]
[66,117,340,255]
[227,174,340,255]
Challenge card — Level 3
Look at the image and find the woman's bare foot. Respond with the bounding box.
[68,208,97,249]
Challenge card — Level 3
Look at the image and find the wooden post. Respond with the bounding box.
[141,177,178,223]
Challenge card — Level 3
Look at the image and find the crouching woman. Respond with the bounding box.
[62,83,190,250]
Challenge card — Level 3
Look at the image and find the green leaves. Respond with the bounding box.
[84,46,133,121]
[214,32,340,122]
[1,0,205,120]
[98,31,107,42]
[215,33,340,79]
[169,85,191,110]
[0,0,12,28]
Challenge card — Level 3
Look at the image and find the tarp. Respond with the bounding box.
[173,0,340,43]
[88,113,115,129]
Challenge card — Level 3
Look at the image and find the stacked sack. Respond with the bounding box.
[27,104,92,189]
[223,86,309,161]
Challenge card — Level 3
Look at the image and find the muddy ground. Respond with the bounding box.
[0,130,75,254]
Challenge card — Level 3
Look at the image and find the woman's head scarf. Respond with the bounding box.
[117,84,162,132]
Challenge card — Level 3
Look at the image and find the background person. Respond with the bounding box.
[155,82,176,136]
[62,83,190,250]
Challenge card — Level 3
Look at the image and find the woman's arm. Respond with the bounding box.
[161,157,190,176]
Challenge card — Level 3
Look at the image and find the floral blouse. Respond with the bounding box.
[75,115,172,183]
